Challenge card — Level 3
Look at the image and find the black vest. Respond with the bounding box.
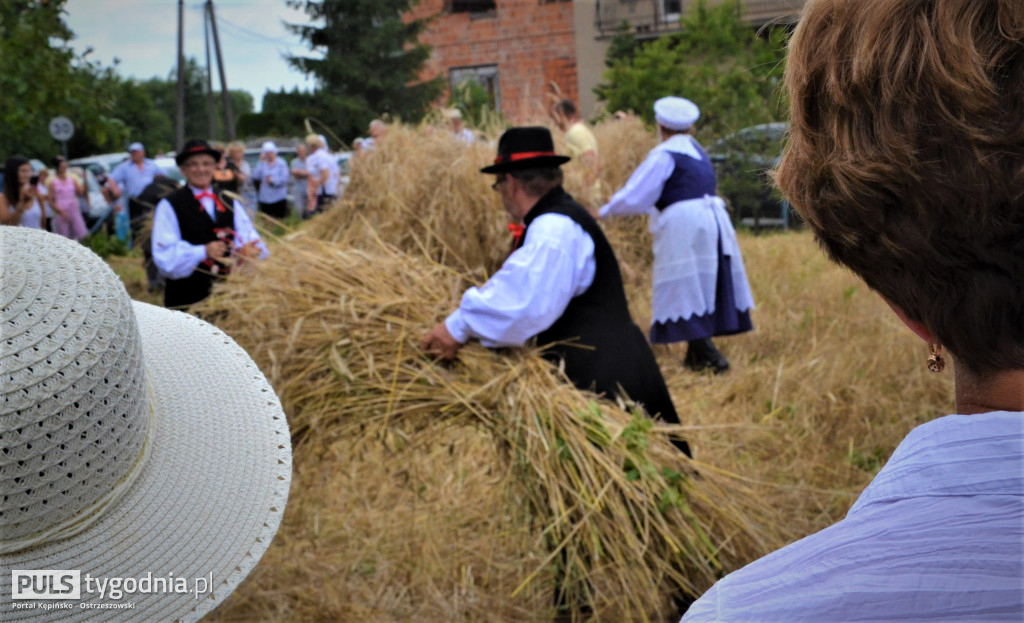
[163,187,236,309]
[516,188,683,445]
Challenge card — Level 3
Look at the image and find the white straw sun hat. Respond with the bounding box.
[0,228,291,621]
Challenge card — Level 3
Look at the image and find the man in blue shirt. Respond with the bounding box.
[110,142,167,289]
[110,142,166,205]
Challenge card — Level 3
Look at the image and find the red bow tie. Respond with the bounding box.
[508,222,525,248]
[194,190,227,213]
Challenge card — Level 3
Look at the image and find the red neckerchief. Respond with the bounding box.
[508,222,525,250]
[194,190,227,213]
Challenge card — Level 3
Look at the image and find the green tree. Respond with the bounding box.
[0,0,123,158]
[595,0,787,140]
[236,87,319,139]
[448,79,503,131]
[104,74,173,154]
[285,0,443,141]
[0,2,252,160]
[604,20,642,69]
[135,58,254,150]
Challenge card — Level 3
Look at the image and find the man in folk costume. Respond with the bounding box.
[152,139,268,309]
[421,127,688,456]
[600,97,755,374]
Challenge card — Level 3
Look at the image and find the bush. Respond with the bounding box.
[595,0,789,141]
[84,230,130,258]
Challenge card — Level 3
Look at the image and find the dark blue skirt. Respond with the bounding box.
[650,243,753,344]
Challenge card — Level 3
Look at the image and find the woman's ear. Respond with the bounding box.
[883,298,936,343]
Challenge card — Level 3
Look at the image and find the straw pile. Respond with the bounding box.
[308,116,656,277]
[309,125,508,276]
[185,120,954,622]
[196,230,787,621]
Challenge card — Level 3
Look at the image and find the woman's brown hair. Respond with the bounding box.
[776,0,1024,373]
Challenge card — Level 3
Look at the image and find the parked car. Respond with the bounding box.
[69,152,128,177]
[152,156,185,184]
[708,122,797,230]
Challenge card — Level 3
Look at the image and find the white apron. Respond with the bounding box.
[648,194,755,326]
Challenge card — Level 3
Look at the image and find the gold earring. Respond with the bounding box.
[927,343,945,373]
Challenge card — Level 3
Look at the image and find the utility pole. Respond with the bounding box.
[207,0,235,141]
[204,4,216,139]
[175,0,185,150]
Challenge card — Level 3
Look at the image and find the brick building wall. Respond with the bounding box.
[409,0,578,124]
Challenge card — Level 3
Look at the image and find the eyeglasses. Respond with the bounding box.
[491,177,507,191]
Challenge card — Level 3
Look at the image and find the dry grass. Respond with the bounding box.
[194,232,787,622]
[103,121,954,622]
[106,252,162,306]
[660,232,954,538]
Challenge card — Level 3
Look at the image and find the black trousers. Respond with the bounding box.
[128,200,161,289]
[316,193,336,210]
[543,322,691,457]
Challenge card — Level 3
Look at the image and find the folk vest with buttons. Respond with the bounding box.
[163,186,235,309]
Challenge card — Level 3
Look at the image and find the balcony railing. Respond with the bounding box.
[595,0,803,38]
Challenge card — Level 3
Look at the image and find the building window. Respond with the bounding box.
[450,65,501,114]
[448,0,496,12]
[661,0,682,23]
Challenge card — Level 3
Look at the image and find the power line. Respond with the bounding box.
[216,16,299,46]
[186,1,305,47]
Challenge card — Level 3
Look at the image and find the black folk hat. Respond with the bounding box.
[175,138,222,166]
[480,126,570,174]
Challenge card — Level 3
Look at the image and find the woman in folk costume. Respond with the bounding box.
[599,97,754,373]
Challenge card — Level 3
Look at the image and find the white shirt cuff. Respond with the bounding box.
[444,311,471,344]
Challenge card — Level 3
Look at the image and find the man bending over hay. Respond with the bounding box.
[421,126,689,456]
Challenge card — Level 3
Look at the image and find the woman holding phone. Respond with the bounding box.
[0,156,45,230]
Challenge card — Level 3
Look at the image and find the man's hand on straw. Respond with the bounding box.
[421,322,461,360]
[236,240,261,260]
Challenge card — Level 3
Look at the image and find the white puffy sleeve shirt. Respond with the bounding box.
[152,187,269,279]
[598,134,705,218]
[445,213,596,347]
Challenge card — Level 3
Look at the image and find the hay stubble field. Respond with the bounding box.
[112,121,953,622]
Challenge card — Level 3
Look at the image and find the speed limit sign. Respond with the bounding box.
[49,116,75,142]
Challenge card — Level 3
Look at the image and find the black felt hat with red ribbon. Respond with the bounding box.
[480,126,571,174]
[175,138,223,166]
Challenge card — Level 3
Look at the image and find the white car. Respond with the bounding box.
[152,157,185,184]
[69,152,128,177]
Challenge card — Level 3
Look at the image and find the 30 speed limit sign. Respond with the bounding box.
[49,116,75,142]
